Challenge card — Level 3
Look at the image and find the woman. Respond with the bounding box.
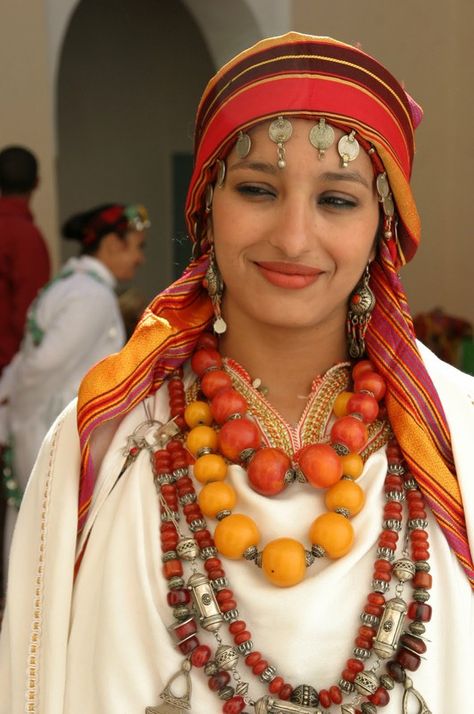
[1,34,472,714]
[0,203,148,521]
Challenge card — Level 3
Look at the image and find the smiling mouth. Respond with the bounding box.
[254,261,322,289]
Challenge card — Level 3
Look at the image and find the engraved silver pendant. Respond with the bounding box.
[147,660,192,713]
[402,676,432,714]
[254,694,322,713]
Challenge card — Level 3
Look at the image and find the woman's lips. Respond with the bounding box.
[255,261,322,289]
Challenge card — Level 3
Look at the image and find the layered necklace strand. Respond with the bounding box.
[136,337,432,714]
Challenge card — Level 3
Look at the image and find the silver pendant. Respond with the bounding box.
[147,661,192,713]
[254,694,322,713]
[402,676,431,714]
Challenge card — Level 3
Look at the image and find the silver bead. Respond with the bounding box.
[172,605,190,621]
[176,538,199,561]
[376,547,395,562]
[354,670,379,695]
[173,467,188,480]
[216,509,231,520]
[341,706,357,714]
[223,608,239,622]
[415,560,431,572]
[413,588,430,602]
[304,550,315,567]
[200,546,218,560]
[243,545,258,560]
[311,544,326,558]
[215,644,239,671]
[260,665,277,683]
[179,492,197,506]
[168,576,185,590]
[408,518,428,530]
[157,473,173,486]
[211,577,229,591]
[408,621,426,635]
[161,550,178,562]
[379,674,395,690]
[204,660,218,676]
[382,518,402,531]
[353,647,371,660]
[339,678,355,693]
[187,572,224,632]
[189,518,207,532]
[387,463,405,475]
[372,579,390,593]
[404,477,417,490]
[360,612,380,627]
[392,558,416,582]
[236,682,249,697]
[385,490,405,502]
[361,703,377,714]
[373,596,407,659]
[218,685,235,700]
[335,507,350,518]
[237,639,254,655]
[161,510,179,522]
[290,684,319,707]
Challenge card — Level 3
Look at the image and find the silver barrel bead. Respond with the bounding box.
[187,571,224,631]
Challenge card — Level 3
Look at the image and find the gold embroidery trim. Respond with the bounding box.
[26,418,62,712]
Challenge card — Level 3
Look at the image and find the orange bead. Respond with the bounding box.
[198,482,237,518]
[184,401,213,428]
[325,479,365,516]
[214,514,260,559]
[186,425,218,456]
[333,391,354,418]
[297,443,342,488]
[261,538,306,587]
[309,512,354,558]
[193,453,227,484]
[340,452,364,479]
[330,416,368,452]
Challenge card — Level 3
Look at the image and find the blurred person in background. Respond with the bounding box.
[0,202,149,583]
[0,145,50,614]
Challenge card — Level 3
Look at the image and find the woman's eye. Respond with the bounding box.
[319,194,357,209]
[236,184,276,198]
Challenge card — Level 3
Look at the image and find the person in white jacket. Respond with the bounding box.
[0,202,149,573]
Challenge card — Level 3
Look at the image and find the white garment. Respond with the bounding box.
[0,255,125,488]
[0,345,473,714]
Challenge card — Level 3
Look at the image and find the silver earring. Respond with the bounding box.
[347,265,375,358]
[204,244,227,334]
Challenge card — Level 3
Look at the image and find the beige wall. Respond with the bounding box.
[292,0,474,324]
[0,0,59,267]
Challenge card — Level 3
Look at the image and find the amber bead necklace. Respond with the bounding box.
[139,333,433,714]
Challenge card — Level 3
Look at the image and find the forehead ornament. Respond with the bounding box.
[268,116,293,168]
[236,131,252,159]
[337,130,360,168]
[309,118,335,159]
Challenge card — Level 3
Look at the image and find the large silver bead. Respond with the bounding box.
[354,670,379,696]
[176,538,199,561]
[392,558,416,582]
[187,571,224,631]
[290,684,319,707]
[215,644,239,671]
[373,596,407,659]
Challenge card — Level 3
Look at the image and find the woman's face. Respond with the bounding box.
[209,119,379,336]
[99,229,146,282]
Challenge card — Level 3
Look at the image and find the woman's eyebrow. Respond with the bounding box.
[320,170,370,188]
[228,160,278,175]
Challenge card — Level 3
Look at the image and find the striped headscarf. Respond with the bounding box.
[77,32,473,586]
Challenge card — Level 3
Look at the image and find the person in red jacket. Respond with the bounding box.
[0,145,50,614]
[0,145,50,374]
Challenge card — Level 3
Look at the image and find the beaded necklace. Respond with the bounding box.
[124,335,433,713]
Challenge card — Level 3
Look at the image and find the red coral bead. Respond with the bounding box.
[408,602,432,622]
[234,631,251,645]
[329,685,342,704]
[297,443,342,488]
[319,689,331,708]
[211,388,248,424]
[218,418,261,461]
[330,416,368,452]
[178,635,199,654]
[223,696,246,713]
[352,360,374,379]
[201,369,233,399]
[245,652,261,667]
[279,684,293,700]
[208,671,231,691]
[252,660,269,675]
[195,332,218,350]
[190,644,211,667]
[369,686,390,706]
[396,647,421,671]
[346,392,379,423]
[229,620,246,634]
[269,676,284,695]
[191,348,222,377]
[247,447,291,496]
[354,371,386,401]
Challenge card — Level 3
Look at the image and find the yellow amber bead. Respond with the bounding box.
[262,538,306,587]
[340,452,364,479]
[193,453,227,484]
[214,514,260,559]
[333,391,353,418]
[186,425,218,456]
[198,482,237,518]
[184,400,213,428]
[309,512,354,558]
[325,479,365,516]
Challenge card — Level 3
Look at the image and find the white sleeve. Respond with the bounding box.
[0,401,80,714]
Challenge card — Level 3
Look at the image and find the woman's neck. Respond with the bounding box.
[218,315,349,425]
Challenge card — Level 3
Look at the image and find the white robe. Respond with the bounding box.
[0,344,473,714]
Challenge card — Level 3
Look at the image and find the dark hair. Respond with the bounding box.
[62,203,127,255]
[0,146,38,194]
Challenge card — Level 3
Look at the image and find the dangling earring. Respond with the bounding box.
[204,244,227,334]
[376,172,395,238]
[347,265,375,359]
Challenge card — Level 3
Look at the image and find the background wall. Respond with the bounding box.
[1,0,472,322]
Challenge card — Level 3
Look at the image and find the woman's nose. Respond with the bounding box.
[269,196,316,257]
